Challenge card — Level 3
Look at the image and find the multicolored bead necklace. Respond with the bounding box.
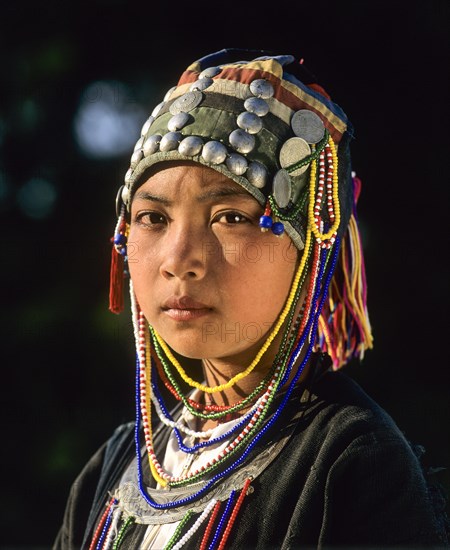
[132,229,335,496]
[149,260,310,423]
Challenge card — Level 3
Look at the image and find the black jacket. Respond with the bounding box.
[54,371,449,549]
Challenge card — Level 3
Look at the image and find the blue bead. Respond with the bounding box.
[259,215,273,229]
[271,221,285,235]
[119,247,127,256]
[114,233,126,246]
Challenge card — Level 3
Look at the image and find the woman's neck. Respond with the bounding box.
[200,327,311,411]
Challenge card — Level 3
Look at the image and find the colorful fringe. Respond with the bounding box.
[317,175,373,369]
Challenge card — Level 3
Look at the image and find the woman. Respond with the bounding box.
[54,49,448,548]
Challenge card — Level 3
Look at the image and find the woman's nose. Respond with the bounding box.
[159,223,208,281]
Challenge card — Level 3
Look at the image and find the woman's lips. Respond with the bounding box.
[161,295,213,321]
[163,308,212,321]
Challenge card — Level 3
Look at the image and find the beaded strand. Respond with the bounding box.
[150,254,310,424]
[308,137,341,246]
[133,232,331,505]
[129,231,340,513]
[148,229,313,427]
[208,491,236,550]
[199,501,222,550]
[149,244,308,395]
[145,324,277,487]
[147,367,282,485]
[151,339,279,420]
[171,499,218,550]
[151,370,268,452]
[217,479,252,550]
[112,516,135,550]
[88,497,117,550]
[163,509,194,550]
[101,505,123,550]
[144,304,318,498]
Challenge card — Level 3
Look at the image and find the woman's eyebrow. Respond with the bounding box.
[133,190,172,206]
[196,187,253,203]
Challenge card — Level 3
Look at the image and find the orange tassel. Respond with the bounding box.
[109,244,125,314]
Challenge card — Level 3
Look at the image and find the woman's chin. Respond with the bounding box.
[163,337,224,360]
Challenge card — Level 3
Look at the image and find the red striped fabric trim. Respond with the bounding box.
[177,67,346,143]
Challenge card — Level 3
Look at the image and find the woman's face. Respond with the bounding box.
[128,161,298,362]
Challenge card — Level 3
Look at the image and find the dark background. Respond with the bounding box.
[1,0,449,546]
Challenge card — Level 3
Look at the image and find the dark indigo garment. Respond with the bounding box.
[54,371,449,549]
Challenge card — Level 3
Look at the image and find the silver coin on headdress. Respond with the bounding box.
[291,110,325,144]
[140,116,154,137]
[236,112,263,134]
[143,134,161,157]
[244,97,270,117]
[279,137,311,177]
[178,135,204,157]
[170,90,203,114]
[201,141,228,164]
[190,77,214,92]
[249,79,274,99]
[167,112,192,132]
[247,161,267,189]
[273,169,292,208]
[151,102,165,118]
[159,131,182,152]
[164,86,177,102]
[229,129,255,154]
[226,153,248,176]
[199,66,222,79]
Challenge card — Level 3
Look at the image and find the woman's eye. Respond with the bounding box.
[216,212,249,225]
[137,212,167,225]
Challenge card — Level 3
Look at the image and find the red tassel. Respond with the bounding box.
[109,244,125,314]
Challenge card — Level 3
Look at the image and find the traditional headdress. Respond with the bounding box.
[97,49,374,547]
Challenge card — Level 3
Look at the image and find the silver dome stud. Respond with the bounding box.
[121,185,130,204]
[229,129,255,154]
[143,134,162,157]
[167,112,191,132]
[178,136,204,157]
[189,77,214,92]
[133,136,145,151]
[226,153,248,176]
[236,112,263,134]
[124,167,134,184]
[199,66,222,79]
[244,97,270,117]
[249,79,274,99]
[151,102,165,118]
[140,116,155,137]
[163,86,177,102]
[159,131,182,152]
[247,161,268,189]
[130,148,143,167]
[201,141,228,164]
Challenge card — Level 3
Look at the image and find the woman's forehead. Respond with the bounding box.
[136,160,255,200]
